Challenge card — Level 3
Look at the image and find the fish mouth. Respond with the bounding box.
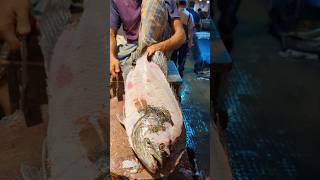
[145,153,164,174]
[141,139,167,174]
[147,144,172,173]
[152,151,163,168]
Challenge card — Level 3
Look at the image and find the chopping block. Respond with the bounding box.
[109,98,193,179]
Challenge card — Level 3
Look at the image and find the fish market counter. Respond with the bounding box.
[110,98,193,179]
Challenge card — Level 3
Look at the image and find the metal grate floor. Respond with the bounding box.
[221,54,320,180]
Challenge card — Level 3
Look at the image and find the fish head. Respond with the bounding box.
[132,105,173,173]
[137,137,170,174]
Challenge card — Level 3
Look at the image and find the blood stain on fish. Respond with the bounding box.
[55,64,74,88]
[127,82,134,89]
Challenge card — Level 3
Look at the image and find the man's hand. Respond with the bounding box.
[110,56,120,77]
[0,0,31,50]
[146,43,164,61]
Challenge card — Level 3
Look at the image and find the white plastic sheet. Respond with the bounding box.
[124,53,183,148]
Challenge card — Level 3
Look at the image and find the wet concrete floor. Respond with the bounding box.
[220,0,320,179]
[180,53,211,178]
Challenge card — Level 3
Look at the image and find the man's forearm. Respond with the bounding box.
[160,19,186,52]
[109,28,118,59]
[160,33,185,52]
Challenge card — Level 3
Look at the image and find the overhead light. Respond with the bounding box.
[206,0,210,3]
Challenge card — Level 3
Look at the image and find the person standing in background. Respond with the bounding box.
[268,0,296,38]
[171,0,194,78]
[198,8,206,19]
[187,1,200,30]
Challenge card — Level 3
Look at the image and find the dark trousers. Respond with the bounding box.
[171,43,188,76]
[269,0,320,34]
[269,0,296,33]
[216,0,242,51]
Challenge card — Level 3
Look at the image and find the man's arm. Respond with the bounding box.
[110,28,120,77]
[146,18,186,57]
[162,18,186,52]
[188,15,195,48]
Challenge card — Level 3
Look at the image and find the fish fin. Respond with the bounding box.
[134,98,148,113]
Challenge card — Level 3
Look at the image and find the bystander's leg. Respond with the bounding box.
[217,0,242,52]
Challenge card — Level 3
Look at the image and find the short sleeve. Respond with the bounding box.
[165,0,180,19]
[110,0,121,29]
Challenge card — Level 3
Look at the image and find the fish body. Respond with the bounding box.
[123,53,183,174]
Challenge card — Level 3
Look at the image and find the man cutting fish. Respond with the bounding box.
[110,0,186,79]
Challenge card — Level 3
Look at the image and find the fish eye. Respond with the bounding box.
[145,138,151,145]
[159,143,165,150]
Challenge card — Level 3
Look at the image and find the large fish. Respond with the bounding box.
[119,53,183,174]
